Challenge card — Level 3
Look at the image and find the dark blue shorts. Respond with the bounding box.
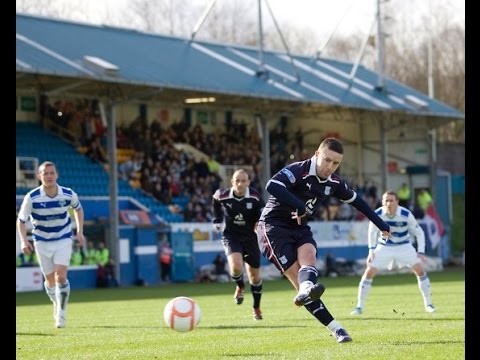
[256,221,317,273]
[222,236,261,269]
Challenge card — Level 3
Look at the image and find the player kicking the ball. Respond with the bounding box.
[256,138,391,343]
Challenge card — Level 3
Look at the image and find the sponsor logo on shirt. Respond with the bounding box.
[281,168,296,183]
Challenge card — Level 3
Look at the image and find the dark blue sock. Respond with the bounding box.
[298,265,318,284]
[305,300,334,326]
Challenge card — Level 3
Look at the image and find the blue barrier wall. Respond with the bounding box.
[451,175,465,194]
[171,232,194,282]
[119,226,137,286]
[68,266,97,289]
[136,228,160,285]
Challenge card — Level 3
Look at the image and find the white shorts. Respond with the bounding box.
[369,243,420,270]
[34,238,73,275]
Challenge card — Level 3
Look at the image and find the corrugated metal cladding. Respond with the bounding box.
[16,13,463,119]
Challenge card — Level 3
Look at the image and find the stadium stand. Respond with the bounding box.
[16,122,184,222]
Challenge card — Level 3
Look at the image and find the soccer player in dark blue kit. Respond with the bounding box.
[212,169,266,320]
[256,137,391,343]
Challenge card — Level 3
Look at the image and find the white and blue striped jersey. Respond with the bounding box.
[17,184,82,242]
[368,205,425,253]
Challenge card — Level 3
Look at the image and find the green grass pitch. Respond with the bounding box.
[16,267,464,359]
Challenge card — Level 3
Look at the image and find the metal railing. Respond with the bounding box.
[16,156,39,188]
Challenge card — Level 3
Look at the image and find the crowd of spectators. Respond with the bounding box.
[41,97,387,223]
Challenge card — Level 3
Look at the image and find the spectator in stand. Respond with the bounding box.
[96,241,110,267]
[85,241,98,265]
[207,155,220,174]
[16,245,39,267]
[212,253,230,282]
[105,258,119,287]
[159,241,174,282]
[86,135,108,166]
[119,152,143,181]
[70,245,84,266]
[182,202,197,222]
[116,127,131,148]
[417,189,433,212]
[152,182,171,204]
[93,241,118,287]
[397,183,411,209]
[150,117,162,138]
[213,253,228,276]
[412,189,433,219]
[16,253,22,267]
[95,241,110,288]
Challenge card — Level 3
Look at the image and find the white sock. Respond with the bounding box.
[356,277,373,309]
[417,274,432,306]
[55,280,70,319]
[44,281,56,304]
[327,320,341,332]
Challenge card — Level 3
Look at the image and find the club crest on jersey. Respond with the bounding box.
[246,203,252,209]
[324,186,331,195]
[281,168,296,183]
[59,199,67,207]
[305,198,317,215]
[234,213,246,226]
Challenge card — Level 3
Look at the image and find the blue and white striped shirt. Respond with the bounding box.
[368,205,426,253]
[17,184,82,242]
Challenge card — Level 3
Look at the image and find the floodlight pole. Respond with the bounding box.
[102,100,121,286]
[257,0,266,77]
[257,114,271,202]
[190,0,301,81]
[263,0,300,82]
[348,17,377,83]
[427,0,436,200]
[190,0,217,42]
[314,0,354,60]
[375,0,385,90]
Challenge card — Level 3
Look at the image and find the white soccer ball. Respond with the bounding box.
[164,296,201,332]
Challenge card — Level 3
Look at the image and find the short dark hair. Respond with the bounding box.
[38,161,57,173]
[383,190,398,199]
[319,137,343,154]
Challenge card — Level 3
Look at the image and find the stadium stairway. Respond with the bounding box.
[16,122,184,223]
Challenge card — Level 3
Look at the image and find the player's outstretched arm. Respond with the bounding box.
[350,196,390,235]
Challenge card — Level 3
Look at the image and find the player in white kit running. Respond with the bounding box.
[17,161,85,328]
